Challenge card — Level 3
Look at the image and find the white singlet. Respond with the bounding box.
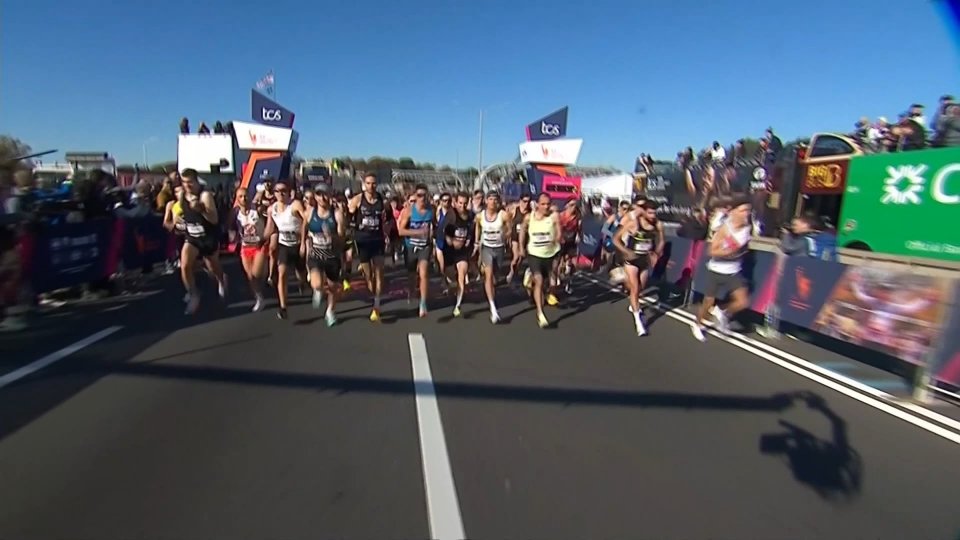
[479,210,505,249]
[271,203,302,247]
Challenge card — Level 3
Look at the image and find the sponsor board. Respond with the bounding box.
[232,121,297,151]
[519,138,583,165]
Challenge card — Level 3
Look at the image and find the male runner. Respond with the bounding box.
[348,173,390,322]
[519,192,562,328]
[233,186,267,312]
[475,190,510,324]
[434,193,452,291]
[254,178,278,286]
[397,183,434,318]
[557,200,582,294]
[304,185,345,326]
[264,180,308,320]
[178,169,227,315]
[613,201,664,336]
[507,194,531,283]
[441,192,475,317]
[692,195,753,341]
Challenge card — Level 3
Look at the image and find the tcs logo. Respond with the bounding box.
[261,108,282,122]
[540,121,561,137]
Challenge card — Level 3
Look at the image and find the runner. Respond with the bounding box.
[474,190,510,324]
[162,184,188,299]
[347,173,390,322]
[178,169,227,315]
[434,192,452,291]
[557,199,582,294]
[691,195,753,341]
[264,180,308,320]
[519,192,561,328]
[612,201,664,336]
[304,185,345,326]
[233,186,267,312]
[507,194,531,283]
[337,193,356,291]
[397,184,434,318]
[254,178,278,287]
[441,192,475,317]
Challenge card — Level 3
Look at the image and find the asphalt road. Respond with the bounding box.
[1,261,959,540]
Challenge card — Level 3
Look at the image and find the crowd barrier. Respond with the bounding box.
[18,215,177,294]
[657,235,960,392]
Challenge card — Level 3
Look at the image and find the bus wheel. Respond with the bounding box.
[844,241,871,252]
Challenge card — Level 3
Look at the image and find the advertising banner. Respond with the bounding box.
[642,161,766,223]
[525,107,568,142]
[778,258,955,366]
[177,134,235,173]
[24,219,116,293]
[801,159,848,195]
[232,121,296,151]
[837,147,960,262]
[238,151,286,194]
[541,174,582,202]
[929,286,960,387]
[251,89,295,128]
[519,138,583,165]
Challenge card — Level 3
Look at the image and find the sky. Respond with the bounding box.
[1,0,958,172]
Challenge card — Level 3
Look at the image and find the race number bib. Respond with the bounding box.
[361,216,380,229]
[186,223,205,237]
[242,223,261,244]
[311,231,332,248]
[455,227,468,239]
[279,230,299,244]
[532,231,551,247]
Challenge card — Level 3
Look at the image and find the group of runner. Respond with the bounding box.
[161,169,753,338]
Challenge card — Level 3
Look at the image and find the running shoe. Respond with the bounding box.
[537,311,549,328]
[369,309,380,322]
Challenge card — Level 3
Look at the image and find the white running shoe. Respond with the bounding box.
[312,290,323,309]
[714,309,730,334]
[252,295,264,312]
[490,311,501,324]
[691,324,706,342]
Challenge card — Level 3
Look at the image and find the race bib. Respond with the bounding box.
[311,231,332,247]
[361,216,380,229]
[280,230,299,244]
[634,240,653,253]
[455,227,468,239]
[532,231,551,247]
[186,223,205,237]
[242,224,261,244]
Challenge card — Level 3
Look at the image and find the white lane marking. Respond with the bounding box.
[0,326,123,389]
[408,333,466,540]
[576,273,960,444]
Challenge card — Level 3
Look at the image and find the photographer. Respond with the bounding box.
[778,214,823,258]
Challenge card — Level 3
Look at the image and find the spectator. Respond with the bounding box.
[678,207,708,240]
[710,141,726,163]
[908,103,926,128]
[778,214,821,257]
[115,181,153,219]
[931,95,954,135]
[156,173,176,211]
[892,113,926,151]
[931,103,960,147]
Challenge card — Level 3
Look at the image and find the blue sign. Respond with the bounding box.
[251,89,295,128]
[525,107,568,142]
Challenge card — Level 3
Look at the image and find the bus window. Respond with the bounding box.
[808,135,856,159]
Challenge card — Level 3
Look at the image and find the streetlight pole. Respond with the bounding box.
[142,143,150,169]
[477,109,484,175]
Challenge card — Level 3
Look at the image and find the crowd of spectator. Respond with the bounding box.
[853,96,959,151]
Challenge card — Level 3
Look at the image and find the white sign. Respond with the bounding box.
[177,134,234,173]
[232,120,296,151]
[519,138,583,165]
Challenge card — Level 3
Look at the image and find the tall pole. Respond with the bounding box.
[477,109,484,175]
[142,143,149,169]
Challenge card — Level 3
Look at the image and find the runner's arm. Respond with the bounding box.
[334,208,346,238]
[162,201,177,232]
[263,208,276,239]
[517,214,530,255]
[198,192,219,225]
[396,208,417,237]
[612,221,633,257]
[708,224,737,258]
[501,210,512,244]
[654,221,665,257]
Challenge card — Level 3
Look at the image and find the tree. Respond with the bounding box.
[464,167,479,176]
[397,157,416,170]
[0,135,34,170]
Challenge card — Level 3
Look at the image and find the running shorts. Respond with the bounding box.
[704,270,746,298]
[404,245,432,272]
[624,255,651,272]
[240,244,267,261]
[480,246,507,269]
[443,247,471,269]
[355,239,384,264]
[277,243,302,268]
[307,255,342,282]
[526,254,555,279]
[186,236,218,258]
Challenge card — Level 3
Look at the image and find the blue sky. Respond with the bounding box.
[1,0,958,171]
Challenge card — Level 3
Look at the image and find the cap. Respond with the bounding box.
[314,182,330,193]
[486,190,500,198]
